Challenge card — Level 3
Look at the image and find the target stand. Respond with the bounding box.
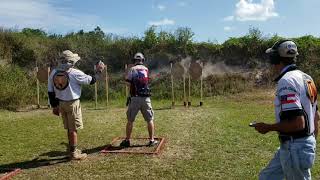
[101,137,165,155]
[0,169,21,180]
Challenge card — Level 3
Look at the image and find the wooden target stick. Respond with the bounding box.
[188,74,191,107]
[183,75,187,107]
[170,62,175,107]
[94,65,98,109]
[189,61,203,106]
[35,66,40,108]
[105,64,109,107]
[48,67,51,107]
[200,63,203,106]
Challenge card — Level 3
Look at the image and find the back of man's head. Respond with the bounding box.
[57,50,81,71]
[133,52,145,64]
[265,40,299,65]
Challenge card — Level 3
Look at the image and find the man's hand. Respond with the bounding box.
[254,122,271,134]
[52,107,60,116]
[95,61,105,73]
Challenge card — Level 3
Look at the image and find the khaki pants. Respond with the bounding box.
[59,99,83,131]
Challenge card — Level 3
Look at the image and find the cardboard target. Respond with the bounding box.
[189,62,202,80]
[93,61,106,81]
[172,63,185,79]
[37,68,49,83]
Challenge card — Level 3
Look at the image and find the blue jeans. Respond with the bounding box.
[259,135,316,180]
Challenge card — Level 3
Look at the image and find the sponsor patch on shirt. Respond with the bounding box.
[280,94,297,104]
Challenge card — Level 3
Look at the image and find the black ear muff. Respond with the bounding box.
[268,39,291,65]
[269,52,281,65]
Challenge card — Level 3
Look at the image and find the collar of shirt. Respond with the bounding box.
[274,64,297,82]
[281,64,296,74]
[135,62,144,66]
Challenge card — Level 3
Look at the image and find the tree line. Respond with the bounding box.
[1,26,320,110]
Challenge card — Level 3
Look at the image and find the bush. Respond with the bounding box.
[0,66,36,110]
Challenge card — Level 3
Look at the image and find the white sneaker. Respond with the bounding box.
[71,149,87,160]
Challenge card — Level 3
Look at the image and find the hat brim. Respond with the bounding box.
[265,48,275,54]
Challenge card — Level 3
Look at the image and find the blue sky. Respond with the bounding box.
[0,0,319,43]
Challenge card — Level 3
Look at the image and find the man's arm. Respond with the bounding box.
[48,70,60,116]
[48,92,59,108]
[48,91,60,116]
[255,78,305,134]
[255,115,305,134]
[268,115,305,133]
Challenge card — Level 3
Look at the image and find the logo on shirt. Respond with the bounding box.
[280,94,297,104]
[53,71,69,90]
[304,78,317,105]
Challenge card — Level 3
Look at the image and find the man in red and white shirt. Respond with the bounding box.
[253,40,319,180]
[120,53,158,147]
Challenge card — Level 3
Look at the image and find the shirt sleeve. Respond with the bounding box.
[277,78,302,112]
[73,69,93,85]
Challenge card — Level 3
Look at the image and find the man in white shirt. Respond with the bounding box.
[120,52,158,147]
[48,50,104,160]
[253,40,319,180]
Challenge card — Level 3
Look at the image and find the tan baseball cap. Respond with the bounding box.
[60,50,81,64]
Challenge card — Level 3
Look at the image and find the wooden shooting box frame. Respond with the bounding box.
[101,137,165,155]
[0,169,22,180]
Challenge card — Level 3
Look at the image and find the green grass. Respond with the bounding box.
[0,90,319,180]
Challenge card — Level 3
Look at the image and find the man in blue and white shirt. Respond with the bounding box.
[48,50,104,160]
[254,40,319,180]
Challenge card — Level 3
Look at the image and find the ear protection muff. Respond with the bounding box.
[268,39,291,65]
[132,58,145,63]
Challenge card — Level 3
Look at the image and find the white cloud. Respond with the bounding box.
[228,0,278,21]
[178,2,187,7]
[157,4,166,11]
[223,16,234,21]
[224,26,235,32]
[148,18,175,26]
[0,0,124,34]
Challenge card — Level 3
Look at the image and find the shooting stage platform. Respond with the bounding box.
[0,169,21,180]
[101,137,165,155]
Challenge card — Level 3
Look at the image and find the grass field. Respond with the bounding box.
[0,90,319,180]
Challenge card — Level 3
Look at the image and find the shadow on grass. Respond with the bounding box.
[0,144,108,173]
[102,144,146,151]
[0,155,69,174]
[153,106,172,111]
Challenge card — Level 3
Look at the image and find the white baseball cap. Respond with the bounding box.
[133,52,145,60]
[265,40,299,58]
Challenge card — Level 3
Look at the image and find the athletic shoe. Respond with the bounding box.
[71,149,87,160]
[120,139,130,147]
[147,140,158,147]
